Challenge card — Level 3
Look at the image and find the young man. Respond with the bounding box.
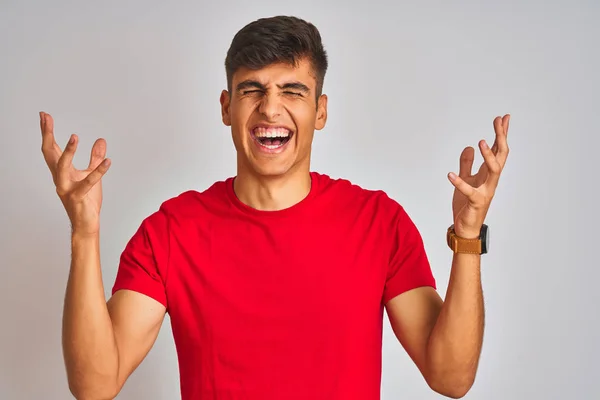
[40,15,510,400]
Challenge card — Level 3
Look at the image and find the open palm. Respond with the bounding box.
[40,112,111,235]
[450,115,510,237]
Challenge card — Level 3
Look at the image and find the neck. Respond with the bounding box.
[233,167,311,211]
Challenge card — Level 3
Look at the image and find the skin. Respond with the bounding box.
[219,59,328,210]
[387,115,510,398]
[40,55,510,399]
[40,113,166,399]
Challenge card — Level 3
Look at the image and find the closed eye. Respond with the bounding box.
[284,91,303,97]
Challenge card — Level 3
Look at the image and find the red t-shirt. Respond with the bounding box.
[112,172,436,400]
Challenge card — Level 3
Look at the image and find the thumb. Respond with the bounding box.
[73,158,111,198]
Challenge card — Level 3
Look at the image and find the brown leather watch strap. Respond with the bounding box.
[447,227,482,254]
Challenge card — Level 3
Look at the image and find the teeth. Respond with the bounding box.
[254,128,291,138]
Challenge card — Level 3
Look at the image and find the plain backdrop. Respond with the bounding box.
[1,0,598,399]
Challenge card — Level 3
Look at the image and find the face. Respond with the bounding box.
[220,58,328,178]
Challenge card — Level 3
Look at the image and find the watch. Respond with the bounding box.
[446,224,489,255]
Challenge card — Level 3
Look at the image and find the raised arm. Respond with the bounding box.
[40,112,166,399]
[386,115,510,398]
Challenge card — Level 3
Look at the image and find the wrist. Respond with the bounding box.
[71,230,100,242]
[452,224,482,240]
[453,229,480,240]
[447,224,489,255]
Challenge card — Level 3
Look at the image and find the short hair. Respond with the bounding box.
[225,16,328,98]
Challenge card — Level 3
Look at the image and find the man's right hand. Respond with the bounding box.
[40,111,111,236]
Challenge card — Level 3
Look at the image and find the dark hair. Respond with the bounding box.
[225,16,328,98]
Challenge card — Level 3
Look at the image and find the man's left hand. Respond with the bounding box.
[448,114,510,239]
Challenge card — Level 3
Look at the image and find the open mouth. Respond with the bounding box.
[251,127,293,150]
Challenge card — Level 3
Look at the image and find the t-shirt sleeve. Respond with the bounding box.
[111,208,170,308]
[383,206,436,304]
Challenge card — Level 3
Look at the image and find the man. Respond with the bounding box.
[40,15,510,400]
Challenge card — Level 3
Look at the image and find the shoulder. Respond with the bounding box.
[142,178,232,226]
[313,171,404,217]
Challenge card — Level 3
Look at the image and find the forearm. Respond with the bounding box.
[426,253,484,397]
[62,233,119,399]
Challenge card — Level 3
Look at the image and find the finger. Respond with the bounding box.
[479,139,502,189]
[503,114,510,136]
[475,159,488,180]
[473,116,507,179]
[73,158,111,198]
[56,134,78,183]
[484,115,508,163]
[448,172,477,199]
[458,147,475,178]
[477,140,498,179]
[494,114,511,139]
[40,112,63,168]
[40,112,63,156]
[494,115,510,167]
[491,139,498,155]
[88,138,107,170]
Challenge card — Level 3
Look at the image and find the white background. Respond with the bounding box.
[1,0,598,398]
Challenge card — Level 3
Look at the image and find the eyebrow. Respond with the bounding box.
[236,80,311,94]
[279,82,310,93]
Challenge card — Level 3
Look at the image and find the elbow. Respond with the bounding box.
[67,375,119,400]
[69,386,119,400]
[433,386,472,399]
[426,373,475,399]
[63,355,121,399]
[69,386,118,400]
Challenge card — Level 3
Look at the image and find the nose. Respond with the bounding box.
[258,92,282,120]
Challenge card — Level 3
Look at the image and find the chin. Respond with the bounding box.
[235,124,310,179]
[250,160,295,178]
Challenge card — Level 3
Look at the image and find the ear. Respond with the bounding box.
[220,90,231,126]
[314,94,328,131]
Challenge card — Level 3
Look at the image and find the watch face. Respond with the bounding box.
[481,224,489,254]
